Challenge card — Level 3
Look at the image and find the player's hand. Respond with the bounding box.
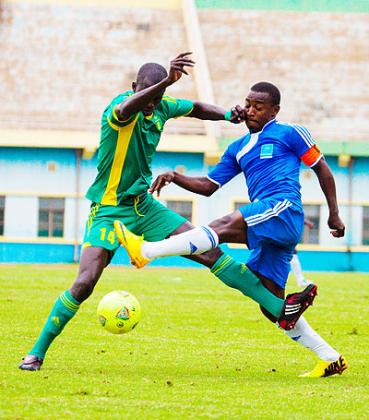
[229,105,245,124]
[328,213,345,238]
[304,219,314,229]
[149,171,175,197]
[166,52,195,85]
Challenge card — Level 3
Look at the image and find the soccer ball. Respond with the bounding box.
[97,290,141,334]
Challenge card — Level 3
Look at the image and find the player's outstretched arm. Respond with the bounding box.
[187,103,244,123]
[115,52,195,120]
[312,158,345,238]
[149,171,218,197]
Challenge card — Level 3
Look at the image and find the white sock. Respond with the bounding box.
[141,226,219,260]
[283,316,340,362]
[291,254,305,284]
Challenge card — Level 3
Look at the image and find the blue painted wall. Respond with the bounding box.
[1,146,369,270]
[1,242,368,273]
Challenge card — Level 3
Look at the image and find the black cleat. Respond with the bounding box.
[278,283,318,330]
[19,355,43,371]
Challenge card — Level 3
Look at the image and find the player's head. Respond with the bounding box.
[132,63,168,116]
[244,82,281,133]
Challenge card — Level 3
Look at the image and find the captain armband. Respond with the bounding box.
[301,145,323,167]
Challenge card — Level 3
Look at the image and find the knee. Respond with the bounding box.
[70,271,99,302]
[209,215,233,236]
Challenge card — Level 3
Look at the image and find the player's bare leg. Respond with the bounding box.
[19,247,109,371]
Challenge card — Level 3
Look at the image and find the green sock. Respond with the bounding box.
[29,290,80,359]
[211,254,283,318]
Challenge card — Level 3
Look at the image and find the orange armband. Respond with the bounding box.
[301,145,322,167]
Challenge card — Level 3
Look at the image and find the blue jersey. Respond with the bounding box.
[207,119,322,209]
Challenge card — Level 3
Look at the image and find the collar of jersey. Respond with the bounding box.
[249,118,276,136]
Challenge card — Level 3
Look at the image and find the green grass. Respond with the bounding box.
[1,265,368,419]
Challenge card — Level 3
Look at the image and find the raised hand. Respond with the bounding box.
[166,52,195,85]
[149,171,175,197]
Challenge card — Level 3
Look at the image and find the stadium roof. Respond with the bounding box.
[196,0,369,13]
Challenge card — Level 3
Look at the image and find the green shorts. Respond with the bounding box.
[82,193,186,254]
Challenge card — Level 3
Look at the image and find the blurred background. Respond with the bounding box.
[0,0,368,271]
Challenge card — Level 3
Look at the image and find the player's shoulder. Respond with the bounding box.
[275,121,314,144]
[161,95,178,104]
[101,90,134,122]
[159,95,180,111]
[110,90,134,106]
[226,134,249,155]
[276,121,311,136]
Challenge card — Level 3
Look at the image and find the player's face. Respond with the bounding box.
[244,91,280,132]
[132,80,165,116]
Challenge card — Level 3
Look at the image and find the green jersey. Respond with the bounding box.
[86,91,194,206]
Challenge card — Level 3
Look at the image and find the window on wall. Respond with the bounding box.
[164,200,193,223]
[301,204,320,244]
[362,207,369,245]
[0,196,5,236]
[38,198,65,237]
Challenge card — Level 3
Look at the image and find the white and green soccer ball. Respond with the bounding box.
[97,290,141,334]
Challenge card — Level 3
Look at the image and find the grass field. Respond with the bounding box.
[1,265,368,419]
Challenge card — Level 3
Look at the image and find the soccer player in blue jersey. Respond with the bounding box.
[115,81,348,377]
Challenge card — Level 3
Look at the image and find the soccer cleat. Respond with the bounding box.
[278,283,318,330]
[300,355,348,378]
[19,355,43,371]
[114,220,150,269]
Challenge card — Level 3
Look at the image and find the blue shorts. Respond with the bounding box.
[239,198,304,289]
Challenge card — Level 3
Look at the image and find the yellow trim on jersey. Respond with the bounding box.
[162,96,177,104]
[107,114,120,131]
[101,115,139,206]
[178,105,194,117]
[112,107,135,123]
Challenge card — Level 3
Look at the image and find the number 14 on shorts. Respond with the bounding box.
[99,228,116,245]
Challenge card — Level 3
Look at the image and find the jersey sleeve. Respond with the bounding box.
[162,96,194,120]
[290,125,323,167]
[207,144,242,188]
[106,93,138,129]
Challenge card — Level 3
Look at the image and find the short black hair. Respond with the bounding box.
[250,81,281,105]
[136,63,168,85]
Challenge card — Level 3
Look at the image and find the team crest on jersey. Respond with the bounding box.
[260,144,273,159]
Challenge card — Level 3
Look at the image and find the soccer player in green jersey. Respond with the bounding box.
[20,53,314,371]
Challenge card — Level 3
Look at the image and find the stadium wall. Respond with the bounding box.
[1,0,368,272]
[1,146,369,271]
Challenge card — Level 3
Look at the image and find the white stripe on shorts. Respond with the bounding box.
[245,199,292,227]
[245,200,287,223]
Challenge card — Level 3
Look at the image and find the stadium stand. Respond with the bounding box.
[0,0,368,270]
[198,7,369,141]
[0,0,204,135]
[1,0,368,143]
